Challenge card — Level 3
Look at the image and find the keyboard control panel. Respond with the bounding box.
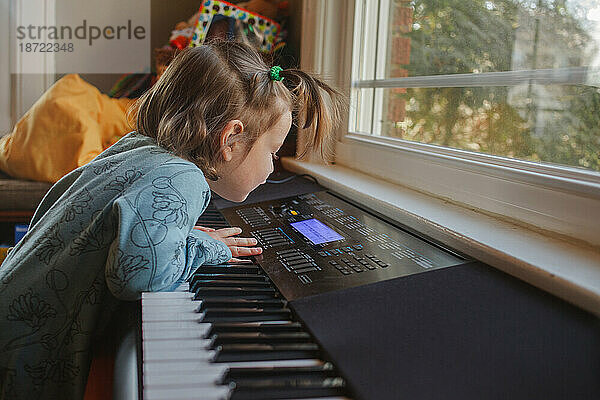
[220,191,467,300]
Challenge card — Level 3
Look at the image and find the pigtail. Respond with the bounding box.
[279,69,346,160]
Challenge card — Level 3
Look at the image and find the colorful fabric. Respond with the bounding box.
[191,0,282,52]
[0,132,231,399]
[0,74,135,183]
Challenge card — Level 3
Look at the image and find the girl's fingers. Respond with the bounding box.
[194,226,216,232]
[215,227,243,237]
[230,246,263,257]
[225,237,258,246]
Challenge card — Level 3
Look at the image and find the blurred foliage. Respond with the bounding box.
[382,0,600,171]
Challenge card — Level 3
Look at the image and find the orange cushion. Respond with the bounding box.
[0,74,135,183]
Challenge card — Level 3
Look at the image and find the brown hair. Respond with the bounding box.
[132,40,344,180]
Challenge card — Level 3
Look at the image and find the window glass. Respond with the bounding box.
[353,0,600,172]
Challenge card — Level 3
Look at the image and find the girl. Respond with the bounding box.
[0,40,343,399]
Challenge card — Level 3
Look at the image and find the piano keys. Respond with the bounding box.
[141,277,351,400]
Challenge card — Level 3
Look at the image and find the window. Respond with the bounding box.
[351,0,600,172]
[299,0,600,247]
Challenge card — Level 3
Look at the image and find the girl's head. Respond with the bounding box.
[133,40,343,202]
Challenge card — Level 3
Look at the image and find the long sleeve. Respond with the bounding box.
[0,132,235,400]
[29,168,84,229]
[104,162,231,300]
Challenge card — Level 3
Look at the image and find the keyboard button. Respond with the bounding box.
[294,266,317,274]
[290,262,317,270]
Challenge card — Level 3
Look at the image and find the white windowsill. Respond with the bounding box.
[281,157,600,316]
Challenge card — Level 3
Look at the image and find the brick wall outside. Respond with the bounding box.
[385,1,413,136]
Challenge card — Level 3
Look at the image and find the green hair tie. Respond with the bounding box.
[269,65,284,82]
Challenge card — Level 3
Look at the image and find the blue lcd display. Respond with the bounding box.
[290,218,344,245]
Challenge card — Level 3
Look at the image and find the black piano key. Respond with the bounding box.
[194,295,280,303]
[232,376,345,388]
[197,279,273,291]
[211,332,312,345]
[200,308,292,323]
[193,287,276,300]
[228,377,346,400]
[198,299,286,311]
[197,222,229,229]
[218,343,320,352]
[203,216,226,222]
[213,343,321,362]
[207,322,303,336]
[197,216,222,222]
[198,265,261,275]
[193,279,273,289]
[190,273,269,283]
[225,363,336,380]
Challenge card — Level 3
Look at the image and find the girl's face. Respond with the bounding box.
[209,111,292,202]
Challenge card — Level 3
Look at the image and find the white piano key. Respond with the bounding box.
[142,295,196,302]
[142,316,202,325]
[142,300,200,307]
[143,366,227,386]
[142,292,195,299]
[142,312,202,322]
[142,320,206,330]
[143,366,228,380]
[143,348,215,362]
[142,321,209,330]
[142,324,210,340]
[142,301,197,309]
[143,359,216,374]
[142,301,197,308]
[144,385,231,400]
[144,338,212,352]
[142,299,200,307]
[142,307,200,315]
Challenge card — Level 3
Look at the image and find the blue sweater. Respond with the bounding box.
[0,132,231,399]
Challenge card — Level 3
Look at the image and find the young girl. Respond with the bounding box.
[0,40,342,399]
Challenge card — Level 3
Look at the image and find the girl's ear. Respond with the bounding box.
[220,120,244,162]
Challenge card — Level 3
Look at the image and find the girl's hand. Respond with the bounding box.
[195,226,263,259]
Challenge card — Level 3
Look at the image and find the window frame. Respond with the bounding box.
[300,0,600,247]
[1,0,10,133]
[7,0,57,128]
